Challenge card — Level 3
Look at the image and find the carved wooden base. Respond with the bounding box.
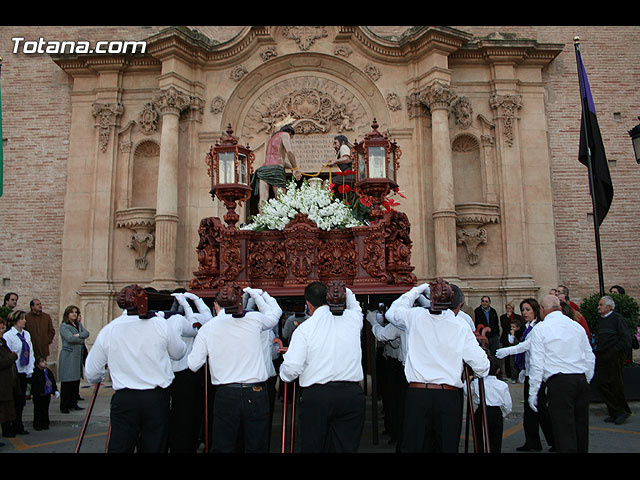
[189,211,417,297]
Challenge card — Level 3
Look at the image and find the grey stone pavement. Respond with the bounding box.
[1,372,638,455]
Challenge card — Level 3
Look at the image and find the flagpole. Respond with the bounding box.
[574,37,605,297]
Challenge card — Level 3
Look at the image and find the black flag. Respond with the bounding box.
[577,45,613,226]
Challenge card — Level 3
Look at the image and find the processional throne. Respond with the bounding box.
[188,120,417,297]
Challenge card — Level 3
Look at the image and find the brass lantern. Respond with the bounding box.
[353,119,402,220]
[206,124,254,227]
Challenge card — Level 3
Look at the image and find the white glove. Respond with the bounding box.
[518,370,526,384]
[529,395,538,413]
[173,292,212,326]
[366,310,382,327]
[495,348,508,359]
[54,391,60,399]
[243,287,263,297]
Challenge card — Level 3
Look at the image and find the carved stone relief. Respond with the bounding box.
[115,208,156,270]
[282,26,328,51]
[138,102,159,135]
[92,102,124,152]
[333,45,352,57]
[365,63,382,82]
[489,94,522,147]
[230,65,248,82]
[452,96,473,129]
[260,47,278,62]
[243,76,369,143]
[386,93,402,112]
[210,96,225,114]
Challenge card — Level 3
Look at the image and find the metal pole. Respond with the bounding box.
[574,37,606,296]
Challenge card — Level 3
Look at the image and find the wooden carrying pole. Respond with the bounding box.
[464,364,491,453]
[74,383,101,453]
[280,381,297,453]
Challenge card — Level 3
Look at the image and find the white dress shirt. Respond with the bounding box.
[279,289,363,387]
[385,284,490,388]
[367,310,407,364]
[467,375,513,418]
[187,289,282,385]
[170,314,201,373]
[84,312,187,390]
[455,310,476,333]
[527,310,595,410]
[4,326,35,376]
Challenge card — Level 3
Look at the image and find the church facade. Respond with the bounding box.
[1,26,639,363]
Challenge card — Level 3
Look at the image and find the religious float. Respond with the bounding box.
[188,120,417,299]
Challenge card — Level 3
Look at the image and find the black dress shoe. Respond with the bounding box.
[604,416,616,423]
[71,405,84,411]
[516,444,541,452]
[16,429,29,435]
[60,408,70,414]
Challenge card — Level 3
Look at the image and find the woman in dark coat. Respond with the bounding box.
[0,317,19,442]
[58,305,89,413]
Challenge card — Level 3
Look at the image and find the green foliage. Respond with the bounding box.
[580,293,640,335]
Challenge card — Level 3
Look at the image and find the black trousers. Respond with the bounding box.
[168,367,205,453]
[107,387,170,453]
[595,348,631,418]
[299,381,365,453]
[474,405,503,453]
[522,377,554,449]
[211,383,271,453]
[60,380,80,411]
[546,373,590,453]
[32,394,52,430]
[400,386,464,453]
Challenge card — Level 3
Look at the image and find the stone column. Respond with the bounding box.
[422,80,458,279]
[152,86,190,289]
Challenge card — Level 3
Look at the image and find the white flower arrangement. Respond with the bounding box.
[240,179,365,232]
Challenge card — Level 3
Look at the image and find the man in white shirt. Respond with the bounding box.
[279,281,365,453]
[167,291,213,453]
[187,285,282,453]
[385,278,490,453]
[527,294,595,453]
[84,285,187,453]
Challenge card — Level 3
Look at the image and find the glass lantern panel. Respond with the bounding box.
[358,150,366,180]
[219,151,236,184]
[369,146,386,178]
[238,153,248,185]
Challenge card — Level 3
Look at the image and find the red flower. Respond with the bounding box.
[386,197,401,207]
[394,188,406,199]
[328,182,336,193]
[360,195,372,207]
[333,169,356,176]
[338,184,351,194]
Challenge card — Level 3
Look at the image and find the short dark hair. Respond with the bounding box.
[450,284,465,310]
[305,281,327,308]
[334,135,349,146]
[279,124,295,136]
[3,292,18,306]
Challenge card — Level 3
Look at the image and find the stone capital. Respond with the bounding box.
[420,80,456,112]
[153,86,191,116]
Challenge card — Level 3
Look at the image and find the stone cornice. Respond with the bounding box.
[450,32,564,66]
[336,26,474,62]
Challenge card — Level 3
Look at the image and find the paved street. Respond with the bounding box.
[1,375,638,455]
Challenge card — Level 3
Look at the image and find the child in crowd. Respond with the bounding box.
[469,354,512,453]
[30,357,58,430]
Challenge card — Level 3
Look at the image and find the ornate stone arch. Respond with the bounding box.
[220,52,391,152]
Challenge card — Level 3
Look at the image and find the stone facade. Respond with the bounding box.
[1,26,639,367]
